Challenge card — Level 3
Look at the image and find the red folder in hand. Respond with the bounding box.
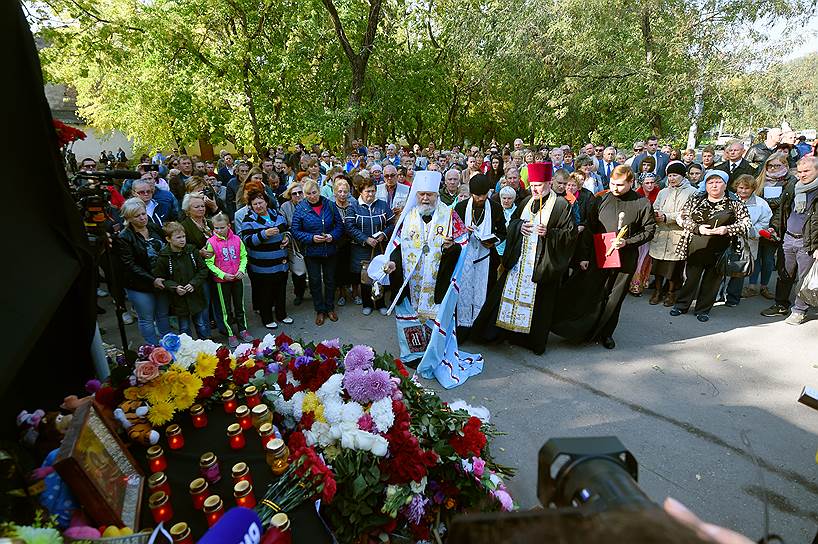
[593,232,621,269]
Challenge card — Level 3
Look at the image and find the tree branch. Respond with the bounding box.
[320,0,356,62]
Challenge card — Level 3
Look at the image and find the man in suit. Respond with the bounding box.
[217,153,235,184]
[714,140,755,184]
[630,135,669,183]
[598,146,617,188]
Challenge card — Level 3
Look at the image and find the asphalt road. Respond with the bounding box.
[98,282,818,542]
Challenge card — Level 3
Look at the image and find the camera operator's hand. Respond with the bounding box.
[153,278,165,289]
[184,283,194,293]
[663,498,754,544]
[175,285,187,296]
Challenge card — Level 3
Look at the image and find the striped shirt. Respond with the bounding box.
[240,210,289,274]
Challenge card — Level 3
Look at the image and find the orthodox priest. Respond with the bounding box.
[453,174,507,338]
[472,162,577,355]
[552,165,656,349]
[383,170,467,322]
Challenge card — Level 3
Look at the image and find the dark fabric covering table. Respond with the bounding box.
[134,407,334,542]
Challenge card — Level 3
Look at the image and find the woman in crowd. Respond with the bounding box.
[291,180,344,325]
[180,193,214,253]
[280,181,308,305]
[724,174,773,306]
[637,155,657,185]
[682,149,697,167]
[687,163,704,187]
[116,198,170,344]
[240,187,293,329]
[669,149,682,162]
[486,154,505,190]
[629,173,661,296]
[347,178,395,315]
[495,186,517,256]
[615,151,628,165]
[572,154,602,194]
[332,177,358,306]
[670,170,750,322]
[565,172,595,232]
[563,147,575,170]
[184,176,221,216]
[648,161,697,305]
[225,162,251,218]
[749,152,796,298]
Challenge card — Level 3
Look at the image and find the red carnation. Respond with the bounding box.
[216,346,230,359]
[315,343,341,359]
[275,333,294,348]
[288,431,307,452]
[393,359,409,378]
[300,411,315,431]
[449,416,487,457]
[95,386,120,409]
[232,364,252,385]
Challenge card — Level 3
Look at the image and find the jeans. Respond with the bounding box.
[178,311,210,339]
[305,256,337,313]
[126,289,170,345]
[725,275,743,306]
[775,233,816,313]
[748,239,776,286]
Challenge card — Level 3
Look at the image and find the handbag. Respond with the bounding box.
[724,235,753,278]
[798,260,818,307]
[360,243,381,286]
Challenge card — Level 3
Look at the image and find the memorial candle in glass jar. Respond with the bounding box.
[227,423,246,450]
[189,477,209,510]
[203,495,224,527]
[148,471,171,498]
[146,445,167,473]
[170,522,194,544]
[233,480,256,508]
[149,491,173,524]
[244,385,261,408]
[166,424,184,450]
[222,389,238,414]
[199,452,221,484]
[235,405,252,431]
[190,403,208,428]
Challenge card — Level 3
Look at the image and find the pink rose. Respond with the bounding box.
[134,361,160,383]
[148,347,173,365]
[472,457,486,477]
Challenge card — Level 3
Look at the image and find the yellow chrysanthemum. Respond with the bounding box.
[148,401,174,426]
[229,357,237,370]
[194,353,219,378]
[302,392,326,423]
[145,380,173,405]
[123,387,141,400]
[243,360,255,369]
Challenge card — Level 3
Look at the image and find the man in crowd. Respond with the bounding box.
[491,166,530,206]
[132,177,178,225]
[701,146,717,170]
[345,150,362,172]
[454,174,507,337]
[796,135,813,158]
[319,150,332,174]
[439,168,461,206]
[218,152,235,184]
[473,162,577,355]
[376,164,410,214]
[460,154,481,185]
[549,147,572,174]
[599,146,617,188]
[625,141,644,167]
[178,155,194,184]
[514,138,524,153]
[631,135,669,183]
[745,127,782,167]
[383,171,466,323]
[761,155,818,324]
[715,140,754,185]
[383,144,400,168]
[554,166,656,349]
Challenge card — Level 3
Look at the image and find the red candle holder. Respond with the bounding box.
[189,477,210,510]
[190,403,208,428]
[148,491,173,524]
[244,385,261,408]
[222,389,238,414]
[268,513,292,544]
[199,452,221,484]
[258,422,275,449]
[227,423,246,450]
[232,462,253,486]
[233,480,256,508]
[235,405,252,431]
[148,471,171,498]
[166,424,184,450]
[203,495,224,527]
[146,445,167,473]
[170,522,194,544]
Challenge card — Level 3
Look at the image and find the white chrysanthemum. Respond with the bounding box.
[286,371,301,387]
[410,476,427,493]
[341,402,364,423]
[258,333,277,352]
[323,398,344,426]
[369,397,395,433]
[291,391,305,421]
[317,374,344,402]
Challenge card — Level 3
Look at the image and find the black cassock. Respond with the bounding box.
[552,190,656,341]
[472,194,577,355]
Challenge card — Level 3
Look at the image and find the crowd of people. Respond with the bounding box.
[79,129,818,352]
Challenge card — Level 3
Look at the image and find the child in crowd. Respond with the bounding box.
[152,222,210,339]
[205,213,253,348]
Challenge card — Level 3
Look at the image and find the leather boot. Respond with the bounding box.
[663,283,677,307]
[649,282,664,305]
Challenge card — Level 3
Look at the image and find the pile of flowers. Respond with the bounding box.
[100,332,514,542]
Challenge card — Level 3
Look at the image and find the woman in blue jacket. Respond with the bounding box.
[291,180,344,325]
[346,178,395,315]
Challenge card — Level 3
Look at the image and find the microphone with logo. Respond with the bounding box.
[198,506,263,544]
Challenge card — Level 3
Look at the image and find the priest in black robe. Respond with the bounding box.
[472,162,577,355]
[552,165,656,349]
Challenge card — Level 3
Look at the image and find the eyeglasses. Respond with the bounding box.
[135,190,152,195]
[595,148,604,152]
[291,190,303,195]
[384,174,396,178]
[633,148,643,152]
[766,163,785,169]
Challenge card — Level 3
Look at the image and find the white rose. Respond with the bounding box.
[289,343,304,355]
[355,431,374,451]
[340,430,356,449]
[371,435,389,457]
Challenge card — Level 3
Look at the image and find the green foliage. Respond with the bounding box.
[325,449,390,542]
[32,0,815,151]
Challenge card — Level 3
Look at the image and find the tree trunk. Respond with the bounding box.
[242,58,264,157]
[686,79,704,149]
[640,6,662,137]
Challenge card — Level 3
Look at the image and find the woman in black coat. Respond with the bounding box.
[116,197,170,344]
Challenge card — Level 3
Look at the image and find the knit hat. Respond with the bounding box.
[666,160,687,177]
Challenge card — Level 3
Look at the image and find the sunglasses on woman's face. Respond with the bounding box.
[291,190,303,195]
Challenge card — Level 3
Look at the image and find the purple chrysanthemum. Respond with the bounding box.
[267,362,282,374]
[343,368,393,403]
[262,347,275,358]
[403,494,428,525]
[304,348,314,357]
[344,345,374,372]
[294,355,312,368]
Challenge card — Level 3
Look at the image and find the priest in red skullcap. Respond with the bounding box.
[471,162,577,355]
